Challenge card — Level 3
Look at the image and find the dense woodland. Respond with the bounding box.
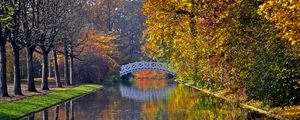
[142,0,300,107]
[0,0,145,97]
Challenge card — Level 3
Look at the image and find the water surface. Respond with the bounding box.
[21,78,270,120]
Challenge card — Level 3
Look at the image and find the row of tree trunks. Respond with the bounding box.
[51,47,74,87]
[41,101,75,120]
[28,101,75,120]
[42,46,75,89]
[0,42,73,96]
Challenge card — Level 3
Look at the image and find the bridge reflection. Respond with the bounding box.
[119,84,176,101]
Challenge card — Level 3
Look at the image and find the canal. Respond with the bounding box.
[21,75,271,120]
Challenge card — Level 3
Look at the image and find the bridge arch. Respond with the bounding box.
[119,61,175,77]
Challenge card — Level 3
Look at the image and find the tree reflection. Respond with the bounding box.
[134,70,168,89]
[54,106,60,120]
[141,84,250,120]
[135,70,167,79]
[135,79,167,89]
[70,101,75,120]
[141,101,159,120]
[27,114,34,120]
[65,102,70,120]
[21,78,267,120]
[42,109,48,120]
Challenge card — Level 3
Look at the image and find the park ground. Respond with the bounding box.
[0,80,102,120]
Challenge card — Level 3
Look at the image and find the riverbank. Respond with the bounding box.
[175,80,299,120]
[0,84,102,120]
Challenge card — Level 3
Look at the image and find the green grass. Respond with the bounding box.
[0,84,102,120]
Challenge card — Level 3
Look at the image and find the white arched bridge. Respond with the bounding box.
[119,61,176,77]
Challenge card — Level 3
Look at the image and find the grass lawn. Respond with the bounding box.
[0,84,102,120]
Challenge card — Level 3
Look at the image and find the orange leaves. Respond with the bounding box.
[81,29,117,55]
[135,70,167,79]
[80,28,119,68]
[135,70,167,89]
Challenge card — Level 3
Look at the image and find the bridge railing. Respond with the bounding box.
[119,61,175,76]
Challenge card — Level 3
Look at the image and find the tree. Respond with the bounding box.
[0,1,13,97]
[8,0,24,95]
[83,0,122,32]
[37,0,72,90]
[142,0,299,107]
[113,0,147,63]
[142,0,228,83]
[19,0,41,92]
[73,29,118,83]
[57,0,85,86]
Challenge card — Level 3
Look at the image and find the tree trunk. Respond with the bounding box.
[69,48,74,85]
[0,40,9,97]
[54,106,60,120]
[64,46,70,86]
[107,0,112,31]
[53,49,62,87]
[48,54,51,78]
[12,44,22,95]
[28,114,34,120]
[26,46,37,92]
[193,59,198,85]
[42,109,49,120]
[65,102,70,120]
[41,47,49,90]
[190,0,198,86]
[70,100,74,120]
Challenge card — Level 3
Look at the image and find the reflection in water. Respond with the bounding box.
[27,114,34,120]
[70,100,74,120]
[54,106,59,120]
[166,84,248,120]
[42,109,48,120]
[135,79,168,89]
[21,72,270,120]
[119,84,175,101]
[65,102,69,120]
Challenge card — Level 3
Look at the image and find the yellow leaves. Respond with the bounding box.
[142,0,245,80]
[258,0,300,44]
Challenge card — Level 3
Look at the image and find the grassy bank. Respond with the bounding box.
[176,80,299,120]
[0,84,102,120]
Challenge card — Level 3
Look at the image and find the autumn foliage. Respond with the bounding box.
[258,0,300,45]
[72,29,119,82]
[142,0,300,107]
